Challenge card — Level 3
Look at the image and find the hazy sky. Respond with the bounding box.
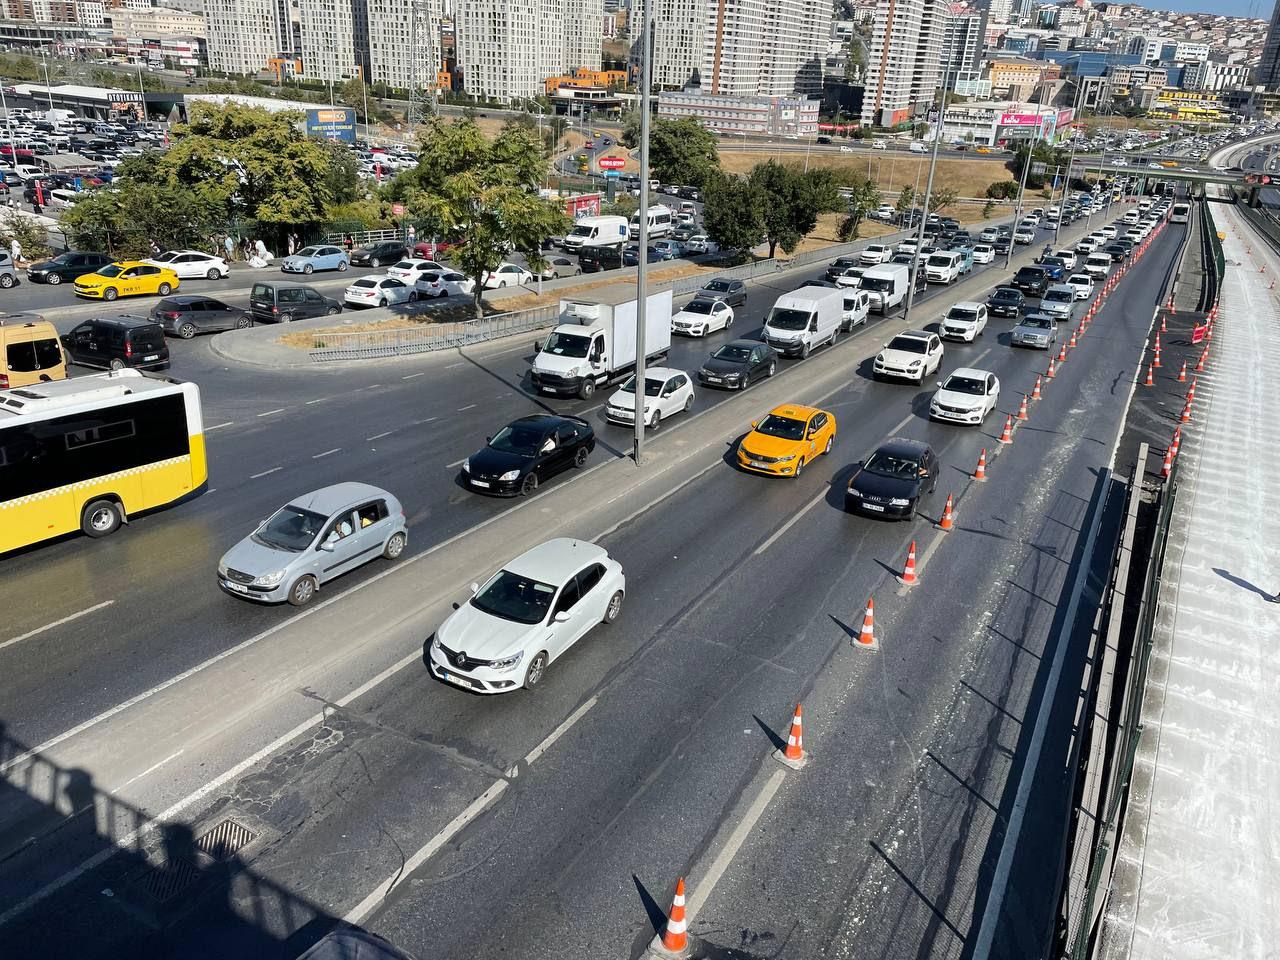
[1129,0,1272,18]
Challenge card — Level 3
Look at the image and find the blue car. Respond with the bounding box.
[280,244,350,274]
[652,239,684,260]
[623,244,663,266]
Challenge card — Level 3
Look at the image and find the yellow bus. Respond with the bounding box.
[0,369,207,553]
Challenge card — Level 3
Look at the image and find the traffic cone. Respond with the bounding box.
[857,598,876,648]
[1017,394,1029,421]
[1057,342,1068,362]
[998,415,1014,445]
[1069,328,1078,349]
[974,448,988,481]
[938,493,955,531]
[1031,375,1043,400]
[1153,348,1161,369]
[1046,357,1056,379]
[900,540,919,586]
[1144,363,1154,386]
[1161,315,1167,332]
[1161,444,1173,478]
[1177,360,1186,382]
[1180,401,1191,424]
[1195,349,1206,372]
[654,878,691,956]
[1189,376,1197,398]
[1170,428,1181,458]
[774,703,809,769]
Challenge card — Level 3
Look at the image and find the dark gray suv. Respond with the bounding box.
[249,281,342,323]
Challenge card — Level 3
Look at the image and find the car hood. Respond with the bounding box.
[848,468,920,500]
[672,309,711,323]
[607,387,648,410]
[437,602,542,660]
[878,348,928,366]
[75,273,108,285]
[281,255,312,266]
[1013,324,1052,338]
[533,351,586,376]
[740,431,803,459]
[468,445,530,476]
[219,534,303,577]
[702,356,749,376]
[28,259,60,271]
[934,387,985,408]
[942,316,979,328]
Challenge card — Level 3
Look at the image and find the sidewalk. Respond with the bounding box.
[1100,201,1280,959]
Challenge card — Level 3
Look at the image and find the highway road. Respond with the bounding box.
[0,193,1176,959]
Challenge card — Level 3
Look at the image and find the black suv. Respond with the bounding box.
[578,245,624,273]
[349,241,408,268]
[60,315,169,370]
[987,286,1026,318]
[249,281,342,323]
[1011,266,1049,297]
[25,250,113,285]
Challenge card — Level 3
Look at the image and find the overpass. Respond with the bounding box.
[1067,160,1270,203]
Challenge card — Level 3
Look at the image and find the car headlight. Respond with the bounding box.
[778,454,797,462]
[908,360,922,369]
[498,469,520,482]
[254,570,286,586]
[889,498,911,506]
[431,635,442,652]
[461,458,470,472]
[876,353,886,363]
[488,650,524,672]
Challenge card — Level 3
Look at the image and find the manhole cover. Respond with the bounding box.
[130,817,259,905]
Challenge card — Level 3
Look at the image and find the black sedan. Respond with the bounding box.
[696,277,747,307]
[461,414,594,497]
[987,286,1026,318]
[697,340,778,390]
[825,257,860,282]
[1102,243,1128,262]
[25,250,113,285]
[623,244,663,266]
[152,295,253,338]
[349,241,409,268]
[845,439,938,519]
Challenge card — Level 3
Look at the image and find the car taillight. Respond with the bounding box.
[272,305,279,313]
[125,341,133,358]
[0,373,7,388]
[165,311,181,319]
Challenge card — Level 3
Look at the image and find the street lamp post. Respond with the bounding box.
[39,48,54,112]
[903,60,953,323]
[633,0,653,466]
[1054,80,1085,246]
[1002,97,1047,270]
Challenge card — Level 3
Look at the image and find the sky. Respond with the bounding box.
[1127,0,1272,17]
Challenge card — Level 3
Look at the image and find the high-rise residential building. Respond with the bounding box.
[630,0,704,90]
[365,0,441,89]
[563,0,603,71]
[204,0,282,75]
[861,0,949,126]
[297,0,357,81]
[986,0,1012,24]
[942,9,985,84]
[455,0,565,100]
[695,0,831,97]
[1259,2,1280,89]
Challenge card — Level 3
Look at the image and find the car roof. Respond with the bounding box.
[892,328,932,340]
[724,338,762,349]
[633,366,683,379]
[506,537,608,583]
[951,300,984,310]
[874,437,932,458]
[288,482,394,514]
[1022,312,1055,322]
[509,414,581,431]
[947,367,992,380]
[1046,283,1076,292]
[86,313,159,328]
[766,402,824,419]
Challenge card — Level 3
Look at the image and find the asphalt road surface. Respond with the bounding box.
[0,199,1181,960]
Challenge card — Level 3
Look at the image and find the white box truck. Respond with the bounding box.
[530,284,673,399]
[859,263,910,313]
[560,215,629,252]
[761,287,844,358]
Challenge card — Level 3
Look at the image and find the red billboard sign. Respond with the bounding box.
[598,156,625,170]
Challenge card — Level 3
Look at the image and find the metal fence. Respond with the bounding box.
[308,303,559,362]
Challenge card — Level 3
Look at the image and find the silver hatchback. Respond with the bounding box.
[218,482,408,605]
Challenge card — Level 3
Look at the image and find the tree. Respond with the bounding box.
[402,119,568,317]
[0,209,49,261]
[648,117,719,188]
[701,173,764,256]
[602,193,640,219]
[895,185,915,216]
[837,177,880,241]
[749,161,843,258]
[982,199,996,219]
[932,187,958,213]
[986,180,1020,199]
[844,34,867,81]
[619,108,642,149]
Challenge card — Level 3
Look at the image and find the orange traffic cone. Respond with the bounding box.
[938,493,955,531]
[1177,360,1186,382]
[975,448,988,481]
[1069,329,1078,349]
[1188,377,1197,398]
[1144,363,1154,386]
[774,703,809,769]
[857,598,876,648]
[1180,401,1191,424]
[1057,342,1068,362]
[1017,394,1029,421]
[1195,350,1206,372]
[1031,375,1043,400]
[1161,314,1167,332]
[1161,445,1173,479]
[1153,349,1161,369]
[1046,357,1056,379]
[998,415,1014,445]
[656,878,690,955]
[900,540,919,586]
[1170,428,1181,458]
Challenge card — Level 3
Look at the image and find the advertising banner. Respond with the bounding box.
[305,107,357,143]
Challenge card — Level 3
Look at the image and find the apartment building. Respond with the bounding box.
[988,57,1060,95]
[860,0,950,126]
[657,89,819,135]
[107,7,206,36]
[204,0,282,75]
[563,0,603,72]
[455,0,564,100]
[297,0,357,82]
[1260,0,1280,90]
[365,0,441,89]
[629,0,704,90]
[942,9,985,84]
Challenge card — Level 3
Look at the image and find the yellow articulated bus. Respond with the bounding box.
[0,369,207,554]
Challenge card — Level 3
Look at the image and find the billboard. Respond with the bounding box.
[306,107,357,143]
[999,112,1043,126]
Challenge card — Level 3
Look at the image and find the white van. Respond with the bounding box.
[1083,253,1112,278]
[1122,209,1140,224]
[629,205,674,240]
[872,139,888,150]
[562,215,629,251]
[909,141,927,154]
[761,288,844,358]
[925,250,963,284]
[860,263,910,313]
[841,288,870,331]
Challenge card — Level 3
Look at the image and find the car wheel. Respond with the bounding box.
[280,312,294,323]
[383,531,407,559]
[603,590,623,624]
[824,436,833,455]
[800,342,811,360]
[338,261,348,272]
[103,287,118,301]
[206,267,221,280]
[378,298,388,308]
[830,327,840,346]
[370,258,381,268]
[684,393,694,412]
[326,306,340,315]
[46,273,61,285]
[649,409,661,431]
[520,473,538,496]
[408,291,418,302]
[793,457,805,478]
[235,315,252,329]
[158,283,172,296]
[303,264,313,274]
[766,361,776,378]
[109,358,125,370]
[0,273,12,288]
[578,378,595,400]
[178,322,198,339]
[287,575,317,607]
[523,651,548,689]
[81,498,121,538]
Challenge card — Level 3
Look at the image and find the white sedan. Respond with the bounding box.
[415,269,475,298]
[385,259,445,283]
[860,243,892,265]
[605,366,695,429]
[428,538,625,694]
[671,297,733,336]
[483,262,533,289]
[145,250,230,280]
[929,367,1000,425]
[343,275,417,308]
[1066,273,1095,300]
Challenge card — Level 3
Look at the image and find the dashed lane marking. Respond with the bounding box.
[257,408,285,417]
[366,431,393,441]
[250,467,282,479]
[312,448,341,459]
[0,601,116,654]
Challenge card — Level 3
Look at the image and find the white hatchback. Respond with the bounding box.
[605,366,694,429]
[939,301,988,342]
[972,244,995,264]
[344,275,416,307]
[429,539,625,694]
[1066,273,1094,300]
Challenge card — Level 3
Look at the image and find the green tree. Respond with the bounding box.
[619,108,642,149]
[895,185,915,217]
[982,199,995,219]
[648,117,720,188]
[0,210,49,261]
[844,34,868,81]
[837,178,880,241]
[402,119,568,316]
[986,180,1020,199]
[749,161,843,258]
[932,186,958,213]
[701,173,764,256]
[602,193,640,219]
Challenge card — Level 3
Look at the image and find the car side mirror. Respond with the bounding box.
[533,340,541,353]
[751,420,759,429]
[319,540,335,552]
[469,581,480,594]
[936,381,943,387]
[554,610,571,623]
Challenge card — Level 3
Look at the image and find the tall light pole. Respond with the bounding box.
[1002,96,1046,270]
[633,0,652,466]
[39,47,54,112]
[902,59,953,323]
[1055,79,1084,246]
[0,85,18,170]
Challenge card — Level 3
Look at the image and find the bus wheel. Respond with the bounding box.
[82,499,121,538]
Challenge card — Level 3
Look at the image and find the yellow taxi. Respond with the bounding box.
[737,404,837,478]
[74,260,181,301]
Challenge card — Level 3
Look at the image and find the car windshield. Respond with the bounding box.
[1070,275,1090,285]
[947,307,978,322]
[992,289,1019,302]
[712,344,752,363]
[96,264,123,277]
[942,375,985,395]
[352,279,377,289]
[488,423,546,456]
[1022,316,1053,330]
[1045,289,1073,302]
[865,451,922,478]
[683,300,714,315]
[927,255,952,267]
[754,414,806,440]
[541,331,592,358]
[296,246,321,257]
[887,336,928,354]
[620,375,664,397]
[470,569,557,625]
[568,224,595,237]
[392,260,414,269]
[703,280,730,292]
[253,504,328,552]
[768,308,811,330]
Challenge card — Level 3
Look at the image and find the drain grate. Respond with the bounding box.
[193,817,257,863]
[137,856,202,903]
[129,817,260,906]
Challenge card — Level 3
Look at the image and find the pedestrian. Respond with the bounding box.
[149,239,161,257]
[343,233,354,253]
[224,234,236,262]
[287,233,298,256]
[9,236,20,265]
[406,223,417,248]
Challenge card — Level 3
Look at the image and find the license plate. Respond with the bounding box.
[442,671,469,689]
[705,376,721,383]
[862,503,885,512]
[470,479,490,488]
[750,461,768,469]
[222,580,248,592]
[144,354,159,361]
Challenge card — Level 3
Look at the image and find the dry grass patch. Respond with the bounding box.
[719,151,1015,199]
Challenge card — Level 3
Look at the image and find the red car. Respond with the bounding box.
[414,239,460,259]
[584,140,594,149]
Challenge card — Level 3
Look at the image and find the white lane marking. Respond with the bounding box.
[366,384,383,389]
[523,696,597,765]
[888,410,915,435]
[401,372,425,380]
[250,467,282,479]
[754,488,828,556]
[445,457,467,469]
[0,601,115,654]
[344,778,509,925]
[312,448,341,459]
[970,346,992,366]
[446,362,464,369]
[305,398,328,405]
[366,431,393,441]
[457,403,477,412]
[117,750,184,791]
[205,421,234,432]
[414,417,438,426]
[685,769,787,922]
[257,408,285,418]
[0,648,423,927]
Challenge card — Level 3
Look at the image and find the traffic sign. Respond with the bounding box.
[392,203,405,216]
[604,170,620,178]
[598,156,625,170]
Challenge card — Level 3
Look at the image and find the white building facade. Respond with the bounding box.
[365,0,440,89]
[456,0,565,100]
[297,0,357,82]
[630,0,704,90]
[204,0,281,75]
[563,0,603,71]
[861,0,949,127]
[657,90,819,135]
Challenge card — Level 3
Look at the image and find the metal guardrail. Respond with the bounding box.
[308,304,559,361]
